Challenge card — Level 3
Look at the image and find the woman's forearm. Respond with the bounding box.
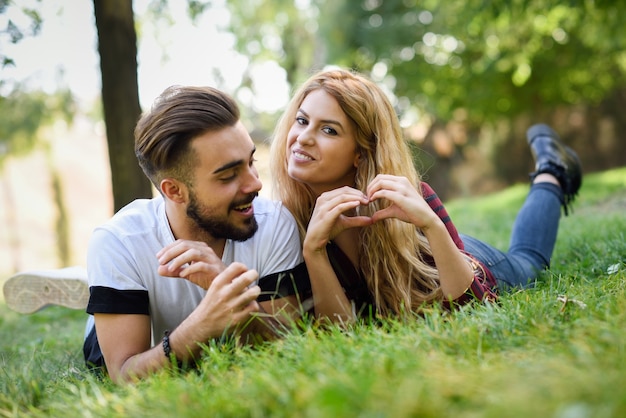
[421,220,474,299]
[303,247,355,324]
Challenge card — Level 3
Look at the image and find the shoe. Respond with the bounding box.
[2,266,89,314]
[526,123,582,215]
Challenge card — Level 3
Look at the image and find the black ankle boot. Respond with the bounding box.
[526,123,582,216]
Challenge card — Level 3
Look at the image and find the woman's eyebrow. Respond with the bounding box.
[297,108,345,130]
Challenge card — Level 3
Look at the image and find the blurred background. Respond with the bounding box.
[1,0,624,279]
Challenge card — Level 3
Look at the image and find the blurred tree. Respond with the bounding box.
[317,0,626,196]
[93,0,152,212]
[0,0,42,70]
[322,0,626,124]
[0,87,75,272]
[1,2,78,271]
[3,1,151,214]
[224,0,321,88]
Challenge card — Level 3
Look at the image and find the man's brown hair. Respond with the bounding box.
[135,86,240,189]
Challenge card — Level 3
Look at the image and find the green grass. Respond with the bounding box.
[1,167,625,418]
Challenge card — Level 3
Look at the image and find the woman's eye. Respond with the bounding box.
[322,126,337,135]
[296,116,307,125]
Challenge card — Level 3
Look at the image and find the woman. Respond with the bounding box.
[270,69,581,322]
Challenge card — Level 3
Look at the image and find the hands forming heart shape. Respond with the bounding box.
[353,200,379,218]
[305,176,441,251]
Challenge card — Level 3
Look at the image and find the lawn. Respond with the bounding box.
[1,167,625,418]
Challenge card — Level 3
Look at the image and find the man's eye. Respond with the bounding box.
[219,172,237,182]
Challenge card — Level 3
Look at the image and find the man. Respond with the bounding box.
[83,85,309,383]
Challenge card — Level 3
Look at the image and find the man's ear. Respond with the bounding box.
[160,178,187,204]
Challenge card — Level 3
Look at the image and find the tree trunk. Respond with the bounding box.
[93,0,152,213]
[50,164,70,267]
[1,165,21,273]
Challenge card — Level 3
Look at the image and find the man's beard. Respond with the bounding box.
[186,191,258,242]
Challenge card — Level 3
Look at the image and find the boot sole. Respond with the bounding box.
[526,123,559,144]
[564,146,583,194]
[3,266,89,314]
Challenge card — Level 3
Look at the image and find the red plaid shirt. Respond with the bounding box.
[421,182,498,305]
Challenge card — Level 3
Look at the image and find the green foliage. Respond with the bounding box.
[0,86,75,167]
[0,0,43,68]
[0,1,76,173]
[320,0,626,124]
[225,0,319,86]
[0,167,625,417]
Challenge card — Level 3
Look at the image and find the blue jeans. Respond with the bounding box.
[461,183,563,290]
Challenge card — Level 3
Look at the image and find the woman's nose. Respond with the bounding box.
[296,128,315,145]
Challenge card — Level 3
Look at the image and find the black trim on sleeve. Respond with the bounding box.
[257,262,311,302]
[86,286,150,315]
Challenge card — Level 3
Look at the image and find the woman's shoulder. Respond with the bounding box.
[419,181,436,196]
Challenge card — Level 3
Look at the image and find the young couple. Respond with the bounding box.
[85,68,581,382]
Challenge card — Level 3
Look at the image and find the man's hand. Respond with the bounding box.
[172,262,262,348]
[156,239,227,289]
[97,262,262,384]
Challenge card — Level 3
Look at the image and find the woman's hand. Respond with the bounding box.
[304,186,373,252]
[366,174,440,230]
[368,175,474,299]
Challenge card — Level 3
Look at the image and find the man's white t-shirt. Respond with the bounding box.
[85,196,303,345]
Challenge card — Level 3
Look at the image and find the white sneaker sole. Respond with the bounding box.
[3,266,89,314]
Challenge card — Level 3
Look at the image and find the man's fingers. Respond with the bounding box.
[179,261,225,277]
[212,262,254,289]
[157,239,195,262]
[224,278,260,318]
[160,249,209,273]
[228,291,261,324]
[157,264,182,278]
[157,240,218,269]
[245,284,261,300]
[233,287,260,308]
[230,269,260,292]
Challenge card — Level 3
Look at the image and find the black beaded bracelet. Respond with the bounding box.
[162,330,172,358]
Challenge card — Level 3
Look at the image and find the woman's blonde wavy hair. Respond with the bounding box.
[270,69,443,316]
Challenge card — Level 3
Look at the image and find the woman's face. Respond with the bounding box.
[286,89,360,195]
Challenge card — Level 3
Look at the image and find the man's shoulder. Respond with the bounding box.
[115,196,162,214]
[253,196,293,220]
[250,196,298,240]
[229,196,302,273]
[99,196,164,233]
[252,196,280,212]
[112,196,163,219]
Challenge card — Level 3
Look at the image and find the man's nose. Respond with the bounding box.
[241,165,262,194]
